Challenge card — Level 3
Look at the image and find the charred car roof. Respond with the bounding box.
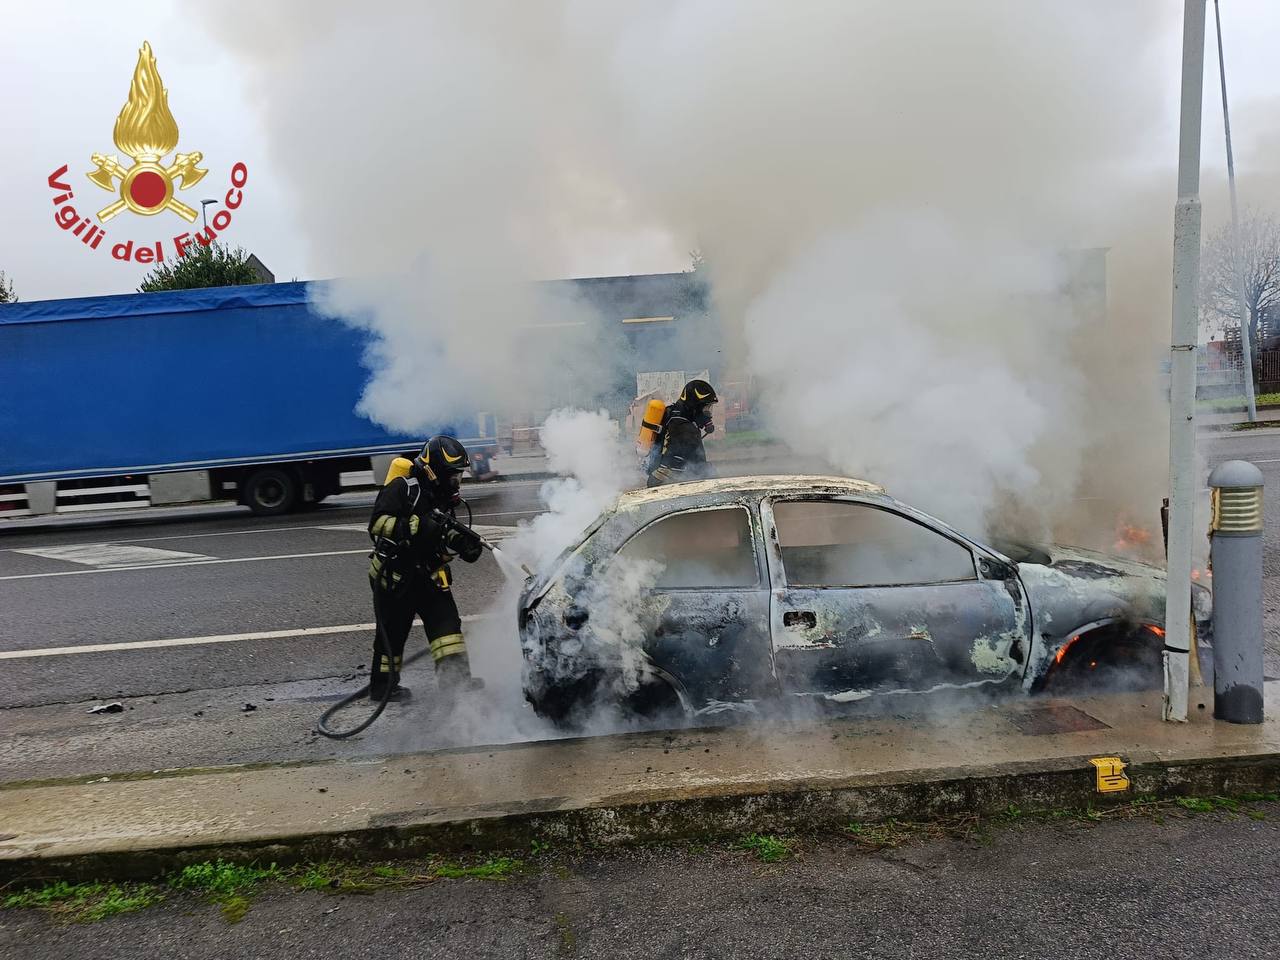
[616,475,887,509]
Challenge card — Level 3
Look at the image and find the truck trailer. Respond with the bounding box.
[0,282,495,517]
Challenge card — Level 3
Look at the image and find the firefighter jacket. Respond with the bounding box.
[367,476,453,592]
[649,403,711,485]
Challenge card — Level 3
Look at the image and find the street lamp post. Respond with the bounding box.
[1164,0,1208,723]
[200,199,218,231]
[1213,0,1257,423]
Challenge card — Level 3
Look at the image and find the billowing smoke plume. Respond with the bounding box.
[507,408,642,567]
[201,1,1275,548]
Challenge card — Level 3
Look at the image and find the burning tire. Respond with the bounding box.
[1040,625,1164,695]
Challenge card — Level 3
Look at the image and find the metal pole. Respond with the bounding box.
[1164,0,1208,723]
[1213,0,1257,422]
[1208,460,1265,723]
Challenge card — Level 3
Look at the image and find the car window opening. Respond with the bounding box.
[773,500,977,588]
[618,506,759,589]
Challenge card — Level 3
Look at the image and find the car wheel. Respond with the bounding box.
[1041,626,1163,694]
[622,678,687,726]
[527,672,604,729]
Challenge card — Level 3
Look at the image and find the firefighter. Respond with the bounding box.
[647,378,719,486]
[366,436,485,700]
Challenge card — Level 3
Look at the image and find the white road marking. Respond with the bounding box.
[0,549,370,582]
[12,543,212,568]
[0,614,497,660]
[42,517,530,546]
[104,524,347,544]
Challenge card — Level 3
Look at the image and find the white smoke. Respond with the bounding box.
[507,408,642,568]
[743,213,1087,535]
[195,1,1234,552]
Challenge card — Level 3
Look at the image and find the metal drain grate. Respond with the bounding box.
[1005,703,1111,735]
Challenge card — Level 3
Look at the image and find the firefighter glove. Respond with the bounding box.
[446,526,484,563]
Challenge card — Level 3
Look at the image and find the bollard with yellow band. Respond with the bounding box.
[1208,460,1265,724]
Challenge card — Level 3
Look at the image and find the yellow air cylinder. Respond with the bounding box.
[384,456,414,485]
[637,398,667,451]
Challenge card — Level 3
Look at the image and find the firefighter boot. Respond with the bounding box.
[369,653,412,701]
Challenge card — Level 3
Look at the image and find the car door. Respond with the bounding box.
[761,497,1029,698]
[616,502,778,708]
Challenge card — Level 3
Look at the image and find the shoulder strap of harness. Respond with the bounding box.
[403,477,421,510]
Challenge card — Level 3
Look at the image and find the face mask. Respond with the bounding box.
[427,471,459,505]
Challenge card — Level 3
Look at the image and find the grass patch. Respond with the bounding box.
[1176,796,1240,814]
[170,859,281,922]
[1199,392,1280,412]
[844,818,941,849]
[170,859,280,899]
[738,833,791,863]
[1230,419,1280,431]
[286,857,521,896]
[2,880,162,922]
[1237,792,1279,803]
[219,895,251,923]
[295,862,343,891]
[714,429,776,449]
[433,857,522,880]
[554,912,577,956]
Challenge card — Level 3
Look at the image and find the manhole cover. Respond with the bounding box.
[1005,703,1110,735]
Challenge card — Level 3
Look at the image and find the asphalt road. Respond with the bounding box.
[4,804,1277,959]
[0,480,556,781]
[2,432,1278,782]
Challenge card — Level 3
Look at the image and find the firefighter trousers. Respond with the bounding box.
[369,568,469,694]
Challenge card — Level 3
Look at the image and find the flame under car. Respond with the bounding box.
[518,476,1212,725]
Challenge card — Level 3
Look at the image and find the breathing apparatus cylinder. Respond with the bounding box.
[384,456,414,485]
[636,398,667,452]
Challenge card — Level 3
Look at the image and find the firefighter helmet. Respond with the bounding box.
[678,379,718,408]
[411,436,470,506]
[416,435,471,476]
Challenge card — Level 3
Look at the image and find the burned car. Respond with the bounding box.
[519,476,1211,723]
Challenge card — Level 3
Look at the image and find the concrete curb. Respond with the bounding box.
[5,749,1278,883]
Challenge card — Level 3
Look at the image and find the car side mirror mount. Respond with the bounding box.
[980,557,1016,581]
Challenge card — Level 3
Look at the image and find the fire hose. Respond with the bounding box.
[314,503,530,740]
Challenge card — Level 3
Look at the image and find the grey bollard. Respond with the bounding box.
[1208,460,1265,723]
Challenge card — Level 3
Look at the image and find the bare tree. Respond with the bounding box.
[1201,210,1280,377]
[0,270,15,304]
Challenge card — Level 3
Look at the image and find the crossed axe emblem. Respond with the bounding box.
[87,151,208,223]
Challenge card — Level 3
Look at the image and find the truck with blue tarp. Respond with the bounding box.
[0,282,494,517]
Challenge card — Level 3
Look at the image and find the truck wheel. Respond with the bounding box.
[243,468,297,516]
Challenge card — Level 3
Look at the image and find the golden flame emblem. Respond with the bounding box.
[86,42,206,223]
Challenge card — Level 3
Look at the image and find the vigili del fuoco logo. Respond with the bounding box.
[46,42,248,265]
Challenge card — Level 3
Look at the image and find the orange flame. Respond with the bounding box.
[1112,520,1153,554]
[113,42,179,160]
[1055,635,1080,665]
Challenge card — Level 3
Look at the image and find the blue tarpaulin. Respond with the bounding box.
[0,282,470,483]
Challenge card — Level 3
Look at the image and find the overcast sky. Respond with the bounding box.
[2,1,1278,303]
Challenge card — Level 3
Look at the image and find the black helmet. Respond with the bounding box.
[413,435,470,504]
[678,378,718,413]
